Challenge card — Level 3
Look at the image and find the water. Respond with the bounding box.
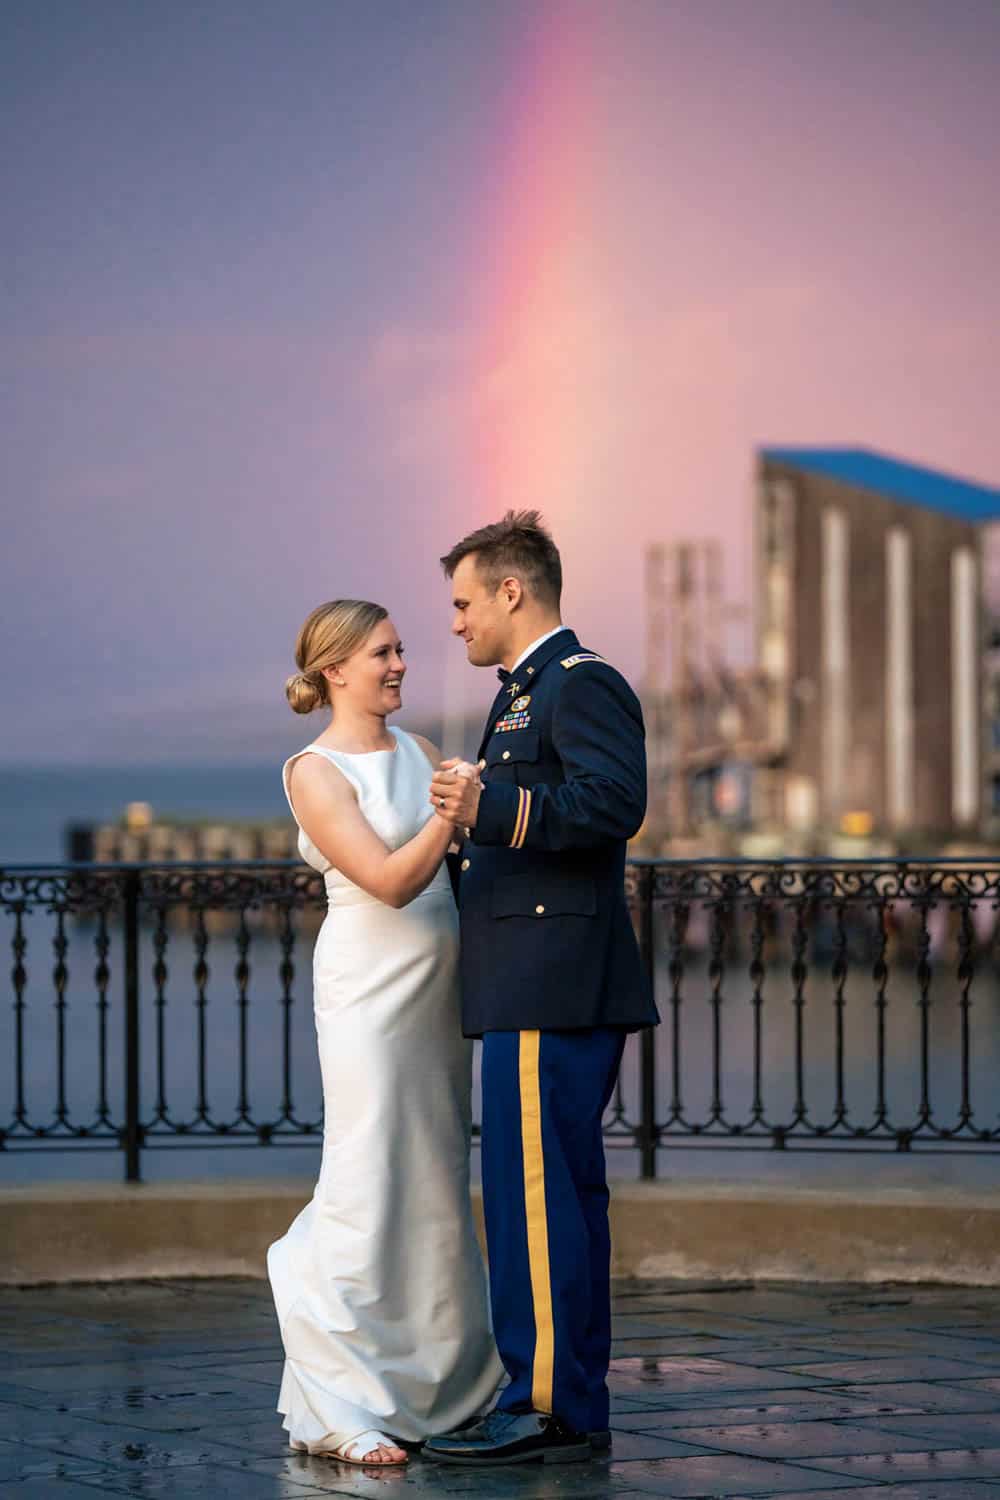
[0,765,288,866]
[2,766,998,1191]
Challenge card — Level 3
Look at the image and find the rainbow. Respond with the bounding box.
[470,2,605,519]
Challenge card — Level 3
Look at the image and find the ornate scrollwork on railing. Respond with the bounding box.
[0,867,125,915]
[649,860,1000,907]
[139,864,325,911]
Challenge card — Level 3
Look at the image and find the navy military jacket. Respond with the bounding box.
[457,629,659,1036]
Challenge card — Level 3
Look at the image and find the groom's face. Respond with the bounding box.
[450,554,512,667]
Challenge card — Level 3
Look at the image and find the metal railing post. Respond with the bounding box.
[122,869,142,1182]
[637,864,657,1178]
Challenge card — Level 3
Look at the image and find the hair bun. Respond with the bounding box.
[287,599,388,719]
[285,671,324,715]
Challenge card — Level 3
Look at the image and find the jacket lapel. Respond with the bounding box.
[476,629,580,759]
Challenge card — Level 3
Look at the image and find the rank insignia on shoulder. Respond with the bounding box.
[511,695,531,712]
[561,652,605,669]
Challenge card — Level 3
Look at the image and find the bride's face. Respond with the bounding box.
[336,618,406,714]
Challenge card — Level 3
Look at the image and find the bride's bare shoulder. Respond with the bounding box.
[287,749,354,799]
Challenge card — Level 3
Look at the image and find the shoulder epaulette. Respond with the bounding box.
[561,652,605,669]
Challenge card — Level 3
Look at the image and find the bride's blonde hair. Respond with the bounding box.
[286,600,389,715]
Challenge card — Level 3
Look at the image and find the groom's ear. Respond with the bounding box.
[499,575,523,612]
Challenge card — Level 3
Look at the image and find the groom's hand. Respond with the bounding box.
[430,758,485,828]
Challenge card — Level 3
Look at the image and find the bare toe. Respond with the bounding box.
[365,1443,407,1464]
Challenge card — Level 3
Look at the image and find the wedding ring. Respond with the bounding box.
[438,796,446,807]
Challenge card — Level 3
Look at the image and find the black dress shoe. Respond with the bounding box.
[423,1408,590,1465]
[589,1428,612,1450]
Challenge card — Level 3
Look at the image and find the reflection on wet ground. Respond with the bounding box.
[2,1278,1000,1497]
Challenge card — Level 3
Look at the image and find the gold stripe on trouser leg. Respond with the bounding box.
[519,1029,554,1413]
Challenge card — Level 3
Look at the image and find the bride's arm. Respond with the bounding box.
[288,754,453,909]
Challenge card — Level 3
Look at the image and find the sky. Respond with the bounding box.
[3,0,999,764]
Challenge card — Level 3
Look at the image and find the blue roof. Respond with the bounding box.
[760,446,1000,523]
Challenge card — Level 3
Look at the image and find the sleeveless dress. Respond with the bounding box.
[267,727,502,1451]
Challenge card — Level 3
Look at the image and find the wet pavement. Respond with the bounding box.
[2,1278,1000,1498]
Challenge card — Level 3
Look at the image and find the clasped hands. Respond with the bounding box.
[429,757,486,829]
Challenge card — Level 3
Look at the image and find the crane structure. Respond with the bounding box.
[643,540,773,849]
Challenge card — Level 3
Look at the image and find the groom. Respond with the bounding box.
[424,510,659,1466]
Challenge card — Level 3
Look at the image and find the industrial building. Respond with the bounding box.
[643,447,1000,852]
[755,447,1000,846]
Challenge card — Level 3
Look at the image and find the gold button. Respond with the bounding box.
[535,904,545,915]
[502,750,511,760]
[461,858,470,872]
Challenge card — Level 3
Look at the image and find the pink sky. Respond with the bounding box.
[3,0,999,762]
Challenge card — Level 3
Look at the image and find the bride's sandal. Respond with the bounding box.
[292,1430,408,1466]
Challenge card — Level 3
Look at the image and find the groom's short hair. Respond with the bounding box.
[440,510,562,607]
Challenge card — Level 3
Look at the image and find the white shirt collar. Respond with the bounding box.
[509,625,572,676]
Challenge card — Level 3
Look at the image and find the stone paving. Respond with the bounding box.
[2,1278,1000,1499]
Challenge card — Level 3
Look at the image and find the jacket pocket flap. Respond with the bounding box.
[491,873,597,919]
[485,729,540,768]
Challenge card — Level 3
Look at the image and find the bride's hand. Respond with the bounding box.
[439,757,485,786]
[432,758,486,828]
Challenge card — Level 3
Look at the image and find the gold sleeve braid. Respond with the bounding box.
[510,787,532,848]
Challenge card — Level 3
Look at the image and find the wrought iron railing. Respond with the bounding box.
[2,860,998,1181]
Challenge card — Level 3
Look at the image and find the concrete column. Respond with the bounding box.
[952,546,978,826]
[822,507,849,824]
[886,526,914,829]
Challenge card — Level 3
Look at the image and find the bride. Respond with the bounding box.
[267,598,501,1466]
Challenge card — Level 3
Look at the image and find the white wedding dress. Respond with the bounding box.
[267,727,502,1452]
